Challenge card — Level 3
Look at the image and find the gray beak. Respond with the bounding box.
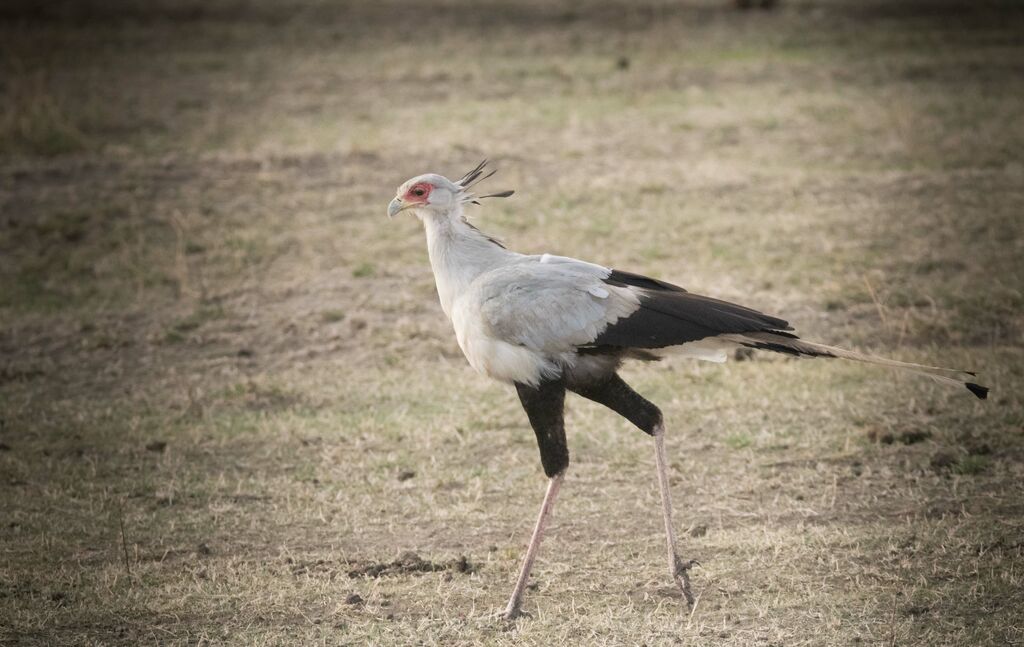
[387,197,403,219]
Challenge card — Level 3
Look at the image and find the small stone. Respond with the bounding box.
[397,470,416,482]
[967,443,992,456]
[145,441,167,453]
[930,451,958,470]
[898,430,931,445]
[866,428,895,444]
[345,593,364,606]
[451,555,472,573]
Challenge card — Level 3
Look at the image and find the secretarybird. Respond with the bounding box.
[386,160,988,620]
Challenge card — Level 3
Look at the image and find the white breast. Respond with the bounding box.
[450,295,555,385]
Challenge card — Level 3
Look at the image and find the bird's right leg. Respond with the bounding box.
[503,380,568,620]
[571,373,698,609]
[502,471,563,620]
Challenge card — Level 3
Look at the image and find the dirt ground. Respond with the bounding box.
[1,1,1023,645]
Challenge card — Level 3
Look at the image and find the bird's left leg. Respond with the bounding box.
[571,373,697,608]
[502,380,569,620]
[653,421,697,607]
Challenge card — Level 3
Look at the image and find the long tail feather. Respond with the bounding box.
[724,332,989,399]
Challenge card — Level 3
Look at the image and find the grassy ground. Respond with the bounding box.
[2,0,1023,644]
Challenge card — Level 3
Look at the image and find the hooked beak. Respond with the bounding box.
[387,197,404,219]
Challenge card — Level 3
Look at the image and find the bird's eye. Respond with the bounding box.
[412,188,425,197]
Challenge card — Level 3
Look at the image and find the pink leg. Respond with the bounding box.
[502,472,564,619]
[654,423,697,607]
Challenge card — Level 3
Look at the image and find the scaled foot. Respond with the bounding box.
[497,606,531,622]
[672,555,700,608]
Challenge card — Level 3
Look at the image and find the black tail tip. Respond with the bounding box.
[965,382,989,400]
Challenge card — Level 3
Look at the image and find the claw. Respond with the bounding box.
[498,607,531,622]
[672,555,700,608]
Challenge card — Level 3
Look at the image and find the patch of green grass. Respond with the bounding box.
[724,432,753,450]
[352,262,376,278]
[955,455,990,475]
[163,304,225,343]
[0,84,88,156]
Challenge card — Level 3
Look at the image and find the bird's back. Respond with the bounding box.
[449,255,638,385]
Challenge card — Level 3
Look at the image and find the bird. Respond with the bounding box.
[386,160,988,620]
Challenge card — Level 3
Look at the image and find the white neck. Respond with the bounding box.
[422,207,515,318]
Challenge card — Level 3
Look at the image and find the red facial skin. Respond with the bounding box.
[402,182,433,205]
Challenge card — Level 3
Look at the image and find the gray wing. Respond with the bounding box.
[475,255,640,354]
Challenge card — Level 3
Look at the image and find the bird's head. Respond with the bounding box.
[387,173,461,219]
[387,160,513,220]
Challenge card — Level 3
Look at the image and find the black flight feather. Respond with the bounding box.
[594,269,988,400]
[605,269,689,293]
[594,269,793,349]
[965,383,989,400]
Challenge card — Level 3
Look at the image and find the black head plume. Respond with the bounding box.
[478,189,514,199]
[458,159,490,188]
[458,159,514,204]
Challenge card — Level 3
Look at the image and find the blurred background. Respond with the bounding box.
[1,1,1022,645]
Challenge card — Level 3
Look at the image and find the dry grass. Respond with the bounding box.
[1,1,1023,645]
